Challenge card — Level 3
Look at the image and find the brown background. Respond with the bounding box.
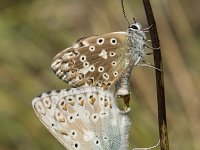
[0,0,199,149]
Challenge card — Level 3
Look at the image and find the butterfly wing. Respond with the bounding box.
[51,32,132,89]
[32,87,130,150]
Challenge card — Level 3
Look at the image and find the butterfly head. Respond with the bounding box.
[128,21,142,32]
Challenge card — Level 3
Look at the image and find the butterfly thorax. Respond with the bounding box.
[127,22,146,66]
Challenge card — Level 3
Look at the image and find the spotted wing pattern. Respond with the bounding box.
[51,32,131,89]
[32,87,130,150]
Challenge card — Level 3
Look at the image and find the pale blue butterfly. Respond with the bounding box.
[32,87,130,150]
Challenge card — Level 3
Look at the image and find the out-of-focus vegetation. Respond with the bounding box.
[0,0,200,150]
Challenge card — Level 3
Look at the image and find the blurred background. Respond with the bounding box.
[0,0,200,149]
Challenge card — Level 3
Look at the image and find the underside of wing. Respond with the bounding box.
[32,87,130,150]
[51,32,131,89]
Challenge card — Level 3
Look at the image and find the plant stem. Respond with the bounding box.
[142,0,169,149]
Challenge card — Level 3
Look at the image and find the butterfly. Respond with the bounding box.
[32,86,130,150]
[51,20,149,91]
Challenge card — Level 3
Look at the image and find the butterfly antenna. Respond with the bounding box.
[133,17,137,23]
[120,0,130,26]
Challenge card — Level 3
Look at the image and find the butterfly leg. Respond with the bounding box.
[143,24,154,32]
[137,60,162,71]
[144,39,152,42]
[132,140,160,150]
[146,52,153,55]
[144,44,160,50]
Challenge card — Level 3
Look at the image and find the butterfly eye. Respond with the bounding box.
[129,24,138,30]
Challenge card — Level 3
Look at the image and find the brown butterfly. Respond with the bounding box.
[51,21,150,92]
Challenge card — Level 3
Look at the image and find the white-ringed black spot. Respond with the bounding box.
[91,113,99,122]
[109,52,116,57]
[95,139,100,145]
[74,143,78,148]
[97,38,104,45]
[89,45,95,51]
[113,71,118,77]
[83,61,90,68]
[70,130,78,138]
[110,38,117,45]
[74,112,81,119]
[111,61,117,66]
[98,66,104,72]
[89,65,95,72]
[72,142,80,149]
[80,55,86,62]
[67,114,75,122]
